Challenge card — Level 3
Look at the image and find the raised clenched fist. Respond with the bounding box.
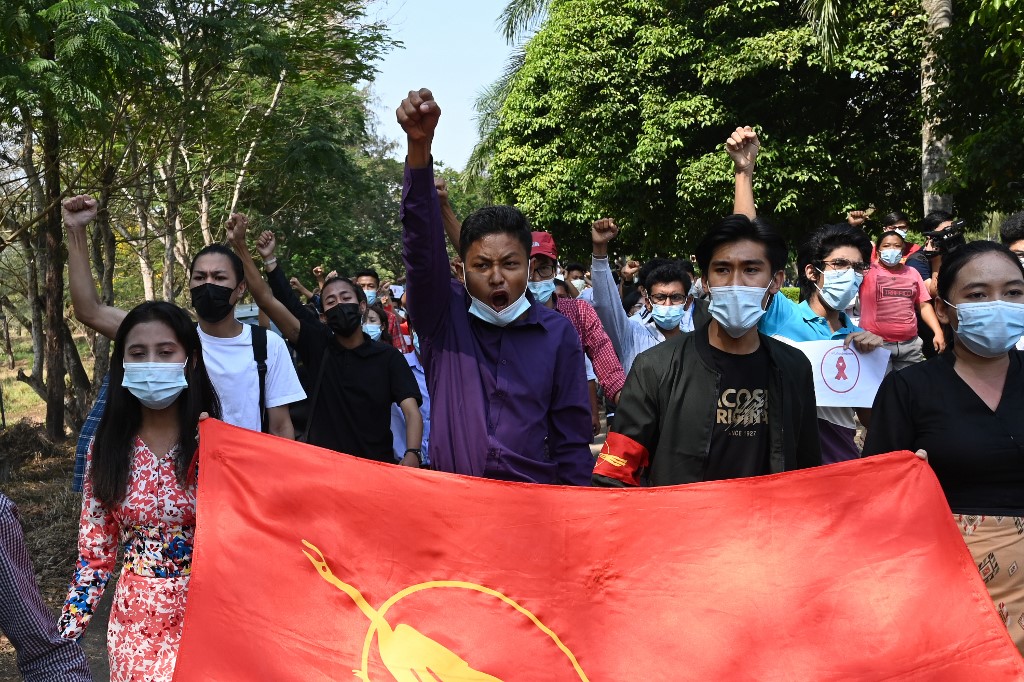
[62,195,98,232]
[256,231,276,260]
[591,218,620,247]
[397,88,441,143]
[726,126,760,174]
[225,213,249,245]
[847,210,869,228]
[434,178,449,203]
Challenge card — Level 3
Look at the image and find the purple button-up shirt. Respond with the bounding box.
[401,164,593,485]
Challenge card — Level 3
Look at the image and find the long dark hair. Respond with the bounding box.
[936,240,1024,354]
[90,301,221,505]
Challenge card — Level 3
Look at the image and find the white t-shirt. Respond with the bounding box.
[198,324,306,431]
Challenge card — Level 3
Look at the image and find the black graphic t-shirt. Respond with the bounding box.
[705,343,771,481]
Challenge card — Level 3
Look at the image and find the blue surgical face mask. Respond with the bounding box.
[651,303,685,331]
[363,289,378,306]
[527,279,556,303]
[879,248,902,266]
[122,361,188,410]
[362,323,382,341]
[944,299,1024,358]
[709,282,773,338]
[816,268,864,312]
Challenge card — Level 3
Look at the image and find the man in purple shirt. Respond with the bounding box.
[398,87,593,485]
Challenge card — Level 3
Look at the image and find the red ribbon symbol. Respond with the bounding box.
[835,356,848,381]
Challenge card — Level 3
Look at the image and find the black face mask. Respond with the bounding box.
[325,303,361,336]
[190,283,236,323]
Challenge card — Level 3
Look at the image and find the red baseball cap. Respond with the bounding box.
[531,231,558,261]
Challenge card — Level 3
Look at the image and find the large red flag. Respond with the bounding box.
[173,420,1023,681]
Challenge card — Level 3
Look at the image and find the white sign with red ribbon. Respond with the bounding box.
[776,339,891,408]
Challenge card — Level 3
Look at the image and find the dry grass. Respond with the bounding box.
[0,422,81,677]
[0,332,48,426]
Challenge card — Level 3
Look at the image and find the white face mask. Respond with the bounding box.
[527,279,556,303]
[122,361,188,410]
[879,248,902,266]
[708,282,773,338]
[945,299,1024,358]
[460,264,532,327]
[815,268,864,312]
[570,278,586,292]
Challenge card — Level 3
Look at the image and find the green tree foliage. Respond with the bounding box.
[436,164,495,222]
[244,87,408,284]
[488,0,926,262]
[0,0,394,432]
[929,0,1024,221]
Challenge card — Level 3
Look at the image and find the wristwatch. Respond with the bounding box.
[404,449,426,468]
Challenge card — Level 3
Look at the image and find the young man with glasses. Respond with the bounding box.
[590,221,695,376]
[758,224,884,462]
[729,130,884,462]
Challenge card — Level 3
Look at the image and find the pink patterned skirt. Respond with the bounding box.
[107,570,190,681]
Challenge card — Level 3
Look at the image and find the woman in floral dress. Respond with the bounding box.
[59,301,221,681]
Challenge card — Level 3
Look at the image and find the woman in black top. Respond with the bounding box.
[864,241,1024,653]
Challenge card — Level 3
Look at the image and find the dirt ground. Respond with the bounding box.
[0,422,110,681]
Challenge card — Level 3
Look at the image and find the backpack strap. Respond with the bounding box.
[251,325,269,433]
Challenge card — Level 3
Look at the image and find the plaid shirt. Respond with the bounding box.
[387,309,412,354]
[0,494,92,681]
[72,375,109,493]
[554,296,627,398]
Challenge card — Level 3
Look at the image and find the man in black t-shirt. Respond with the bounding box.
[706,341,771,481]
[594,213,821,487]
[226,215,424,465]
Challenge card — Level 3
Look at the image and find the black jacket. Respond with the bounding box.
[594,323,821,486]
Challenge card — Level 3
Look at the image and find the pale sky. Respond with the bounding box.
[364,0,514,170]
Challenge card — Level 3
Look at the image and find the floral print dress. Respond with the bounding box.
[59,437,195,682]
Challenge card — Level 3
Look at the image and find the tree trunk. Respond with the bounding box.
[920,0,954,214]
[200,164,214,245]
[41,106,66,440]
[91,164,117,390]
[160,147,181,302]
[61,322,90,433]
[23,230,44,383]
[127,149,158,301]
[1,314,13,370]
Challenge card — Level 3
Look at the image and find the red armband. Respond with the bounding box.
[593,432,649,486]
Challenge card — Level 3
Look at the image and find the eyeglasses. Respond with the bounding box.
[648,293,686,305]
[532,264,555,278]
[820,258,869,273]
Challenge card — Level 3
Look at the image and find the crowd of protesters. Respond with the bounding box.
[2,86,1022,680]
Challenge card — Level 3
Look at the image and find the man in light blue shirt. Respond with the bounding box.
[589,220,695,376]
[391,337,431,467]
